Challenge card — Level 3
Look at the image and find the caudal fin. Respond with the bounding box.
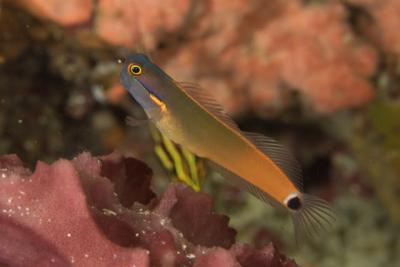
[290,194,335,242]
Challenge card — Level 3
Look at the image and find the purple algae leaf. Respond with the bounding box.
[0,152,298,267]
[193,248,241,267]
[0,154,150,267]
[232,244,298,267]
[72,153,198,266]
[159,184,237,249]
[98,152,156,207]
[0,217,70,267]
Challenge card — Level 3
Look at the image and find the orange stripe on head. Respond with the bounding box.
[149,93,167,112]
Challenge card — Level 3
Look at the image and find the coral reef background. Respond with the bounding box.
[1,0,400,266]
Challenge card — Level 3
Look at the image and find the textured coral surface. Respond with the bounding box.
[12,0,380,115]
[346,0,400,56]
[0,152,297,267]
[18,0,93,26]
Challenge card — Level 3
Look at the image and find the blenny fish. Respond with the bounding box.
[120,53,334,238]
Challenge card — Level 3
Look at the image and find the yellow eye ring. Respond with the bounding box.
[128,63,143,76]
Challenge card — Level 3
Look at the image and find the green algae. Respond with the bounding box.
[350,100,400,223]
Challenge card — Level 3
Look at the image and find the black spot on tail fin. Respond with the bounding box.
[290,193,335,243]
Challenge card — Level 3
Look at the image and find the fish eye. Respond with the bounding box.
[128,63,142,76]
[284,193,302,211]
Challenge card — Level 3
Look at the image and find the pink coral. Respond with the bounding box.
[18,0,93,26]
[0,152,298,267]
[14,0,379,115]
[247,1,377,113]
[95,0,191,49]
[347,0,400,56]
[163,0,377,115]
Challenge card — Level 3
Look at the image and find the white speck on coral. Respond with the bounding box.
[145,250,150,255]
[7,197,13,204]
[160,218,166,226]
[19,190,26,195]
[70,256,75,263]
[47,218,52,222]
[161,241,166,245]
[135,233,139,237]
[1,173,6,178]
[102,208,117,216]
[113,253,117,259]
[18,119,23,124]
[17,206,22,210]
[186,253,196,259]
[50,258,56,263]
[67,233,72,237]
[182,244,187,250]
[177,251,181,255]
[84,254,89,258]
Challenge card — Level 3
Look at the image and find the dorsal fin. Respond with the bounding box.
[176,82,240,131]
[243,132,303,190]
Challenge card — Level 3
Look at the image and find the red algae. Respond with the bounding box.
[0,152,298,267]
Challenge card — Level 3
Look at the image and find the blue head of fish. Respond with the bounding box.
[120,53,169,111]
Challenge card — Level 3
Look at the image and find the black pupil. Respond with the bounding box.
[287,196,302,210]
[132,66,140,74]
